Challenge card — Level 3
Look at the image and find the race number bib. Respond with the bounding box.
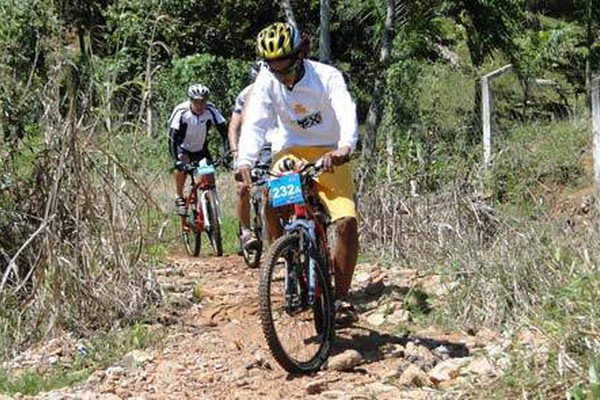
[269,173,304,207]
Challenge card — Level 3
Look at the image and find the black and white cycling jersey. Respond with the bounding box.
[168,100,227,155]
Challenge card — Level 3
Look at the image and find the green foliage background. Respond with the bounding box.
[1,0,600,397]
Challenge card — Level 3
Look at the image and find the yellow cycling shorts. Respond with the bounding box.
[272,146,357,221]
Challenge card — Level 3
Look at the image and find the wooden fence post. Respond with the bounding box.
[481,64,513,167]
[592,76,600,197]
[481,76,492,167]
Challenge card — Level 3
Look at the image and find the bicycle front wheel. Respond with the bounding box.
[258,233,334,374]
[181,214,201,257]
[204,190,223,256]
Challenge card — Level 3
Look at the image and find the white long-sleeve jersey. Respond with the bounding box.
[236,59,358,167]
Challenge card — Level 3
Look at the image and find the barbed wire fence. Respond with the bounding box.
[356,64,596,267]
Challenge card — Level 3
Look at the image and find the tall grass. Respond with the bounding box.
[0,53,164,357]
[358,116,599,395]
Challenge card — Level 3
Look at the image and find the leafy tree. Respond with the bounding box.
[0,0,61,144]
[54,0,112,57]
[442,0,524,68]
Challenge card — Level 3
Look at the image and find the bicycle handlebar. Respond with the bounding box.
[177,157,225,174]
[294,153,350,180]
[234,164,271,183]
[233,153,351,183]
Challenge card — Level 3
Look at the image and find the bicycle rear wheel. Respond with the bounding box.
[205,190,223,256]
[258,233,334,374]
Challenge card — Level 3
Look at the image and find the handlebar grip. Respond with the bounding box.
[175,161,193,172]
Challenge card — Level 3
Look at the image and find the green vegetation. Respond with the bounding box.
[0,370,87,397]
[0,324,164,396]
[1,0,599,397]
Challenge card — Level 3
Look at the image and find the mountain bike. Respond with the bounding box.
[239,163,270,269]
[258,158,337,374]
[180,158,223,257]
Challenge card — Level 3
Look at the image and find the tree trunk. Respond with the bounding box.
[362,0,394,161]
[319,0,331,64]
[280,0,296,26]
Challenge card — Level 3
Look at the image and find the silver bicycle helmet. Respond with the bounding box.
[187,84,210,100]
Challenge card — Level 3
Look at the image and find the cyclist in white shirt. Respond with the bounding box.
[229,62,276,251]
[235,22,359,323]
[168,83,229,216]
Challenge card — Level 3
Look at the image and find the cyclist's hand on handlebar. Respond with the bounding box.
[174,160,188,172]
[235,165,253,187]
[321,146,351,172]
[219,151,234,170]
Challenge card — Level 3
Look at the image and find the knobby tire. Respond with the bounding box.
[258,233,334,374]
[182,203,201,257]
[205,190,223,256]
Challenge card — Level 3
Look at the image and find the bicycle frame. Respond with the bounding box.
[259,156,347,374]
[276,174,332,314]
[182,163,221,234]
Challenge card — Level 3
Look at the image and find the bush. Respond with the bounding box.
[156,53,251,127]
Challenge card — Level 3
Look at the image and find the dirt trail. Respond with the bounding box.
[29,252,507,400]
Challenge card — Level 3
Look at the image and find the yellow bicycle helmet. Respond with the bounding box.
[256,22,301,60]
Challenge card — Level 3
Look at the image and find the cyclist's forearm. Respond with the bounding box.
[228,113,243,152]
[168,128,182,160]
[334,113,358,152]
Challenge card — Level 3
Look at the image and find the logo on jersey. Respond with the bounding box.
[296,111,322,129]
[293,103,308,114]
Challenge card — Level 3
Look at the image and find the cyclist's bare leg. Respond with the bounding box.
[333,216,358,301]
[265,202,284,243]
[237,182,251,228]
[175,153,192,199]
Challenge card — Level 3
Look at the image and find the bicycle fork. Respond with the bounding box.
[284,222,319,314]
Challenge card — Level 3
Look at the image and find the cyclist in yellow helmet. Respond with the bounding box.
[236,22,359,324]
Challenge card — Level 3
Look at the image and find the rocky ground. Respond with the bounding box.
[2,252,536,400]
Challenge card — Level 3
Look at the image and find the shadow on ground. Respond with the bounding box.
[351,283,433,315]
[332,325,469,365]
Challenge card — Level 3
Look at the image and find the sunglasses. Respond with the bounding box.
[267,58,300,76]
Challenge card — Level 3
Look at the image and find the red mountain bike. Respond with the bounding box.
[180,159,223,257]
[258,158,339,374]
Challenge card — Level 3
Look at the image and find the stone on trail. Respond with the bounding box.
[404,342,436,369]
[326,349,363,371]
[465,357,496,377]
[428,357,471,384]
[122,350,153,372]
[397,364,432,388]
[320,390,346,399]
[366,313,386,326]
[386,309,411,325]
